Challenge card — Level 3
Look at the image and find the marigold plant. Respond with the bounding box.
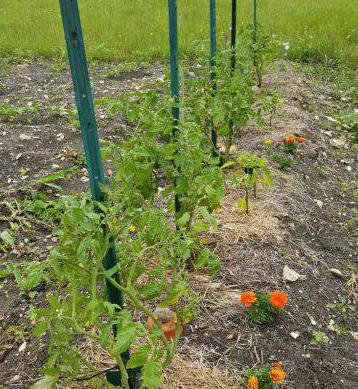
[281,133,306,153]
[241,291,257,307]
[269,366,286,383]
[246,362,286,388]
[247,375,259,389]
[270,291,288,308]
[240,290,288,324]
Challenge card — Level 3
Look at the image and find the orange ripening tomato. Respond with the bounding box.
[297,137,305,144]
[147,312,182,341]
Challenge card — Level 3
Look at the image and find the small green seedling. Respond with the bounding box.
[326,295,356,314]
[223,152,273,214]
[311,330,329,346]
[272,153,292,170]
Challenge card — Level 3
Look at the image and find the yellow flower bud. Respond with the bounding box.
[264,138,274,146]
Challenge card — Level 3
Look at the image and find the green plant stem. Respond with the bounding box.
[127,244,158,286]
[245,184,249,214]
[73,349,99,374]
[114,353,130,389]
[105,275,175,366]
[71,284,77,319]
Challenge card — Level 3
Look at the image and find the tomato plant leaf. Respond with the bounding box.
[142,361,163,389]
[126,345,151,369]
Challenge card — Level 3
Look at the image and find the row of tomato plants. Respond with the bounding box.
[14,30,290,388]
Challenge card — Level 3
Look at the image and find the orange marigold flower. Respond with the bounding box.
[297,137,305,143]
[247,375,259,389]
[240,291,257,307]
[269,367,286,383]
[287,136,295,144]
[272,362,283,370]
[270,291,288,308]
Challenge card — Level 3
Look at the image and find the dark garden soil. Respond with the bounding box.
[0,59,357,388]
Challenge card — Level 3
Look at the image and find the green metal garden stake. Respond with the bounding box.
[231,0,237,75]
[168,0,181,215]
[253,0,258,68]
[59,1,140,387]
[210,0,218,149]
[168,0,179,135]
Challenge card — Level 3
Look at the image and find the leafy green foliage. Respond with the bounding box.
[246,363,283,388]
[0,102,40,123]
[251,26,275,87]
[0,229,14,251]
[246,367,272,388]
[9,262,47,294]
[245,292,279,324]
[337,111,358,143]
[142,361,163,389]
[311,330,329,346]
[272,153,292,169]
[326,295,356,314]
[184,37,259,157]
[12,28,277,389]
[224,152,273,214]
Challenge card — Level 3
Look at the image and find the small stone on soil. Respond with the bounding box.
[329,268,344,278]
[18,342,27,353]
[19,133,32,141]
[283,265,307,282]
[314,199,323,208]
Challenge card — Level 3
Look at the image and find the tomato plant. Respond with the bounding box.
[224,152,273,214]
[24,195,219,388]
[12,27,277,389]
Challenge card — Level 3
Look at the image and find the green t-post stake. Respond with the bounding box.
[231,0,237,75]
[253,0,258,68]
[168,0,181,215]
[59,1,140,387]
[210,0,218,149]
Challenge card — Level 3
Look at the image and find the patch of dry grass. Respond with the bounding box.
[164,356,239,389]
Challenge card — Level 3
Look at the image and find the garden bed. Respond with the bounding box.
[0,59,357,388]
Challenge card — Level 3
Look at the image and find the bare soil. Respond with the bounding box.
[0,59,357,388]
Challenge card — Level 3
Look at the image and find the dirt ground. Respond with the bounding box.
[0,59,357,388]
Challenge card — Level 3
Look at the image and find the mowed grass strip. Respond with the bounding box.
[0,0,357,65]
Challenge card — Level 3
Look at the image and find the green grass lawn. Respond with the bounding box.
[0,0,357,65]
